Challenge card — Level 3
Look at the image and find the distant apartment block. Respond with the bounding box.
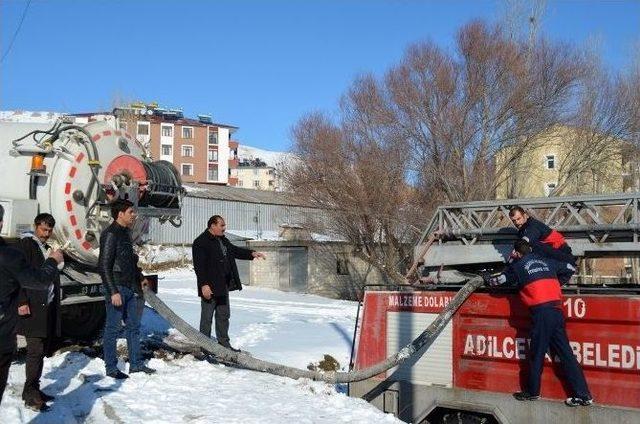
[230,158,277,190]
[110,102,239,185]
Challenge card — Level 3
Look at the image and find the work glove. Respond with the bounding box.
[481,272,507,287]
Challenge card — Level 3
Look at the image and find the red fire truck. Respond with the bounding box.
[349,195,640,423]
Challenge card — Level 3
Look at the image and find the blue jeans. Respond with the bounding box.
[103,285,144,374]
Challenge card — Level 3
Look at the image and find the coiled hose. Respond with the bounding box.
[141,160,184,208]
[142,277,483,384]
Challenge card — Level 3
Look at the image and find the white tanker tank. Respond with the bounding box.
[0,116,184,338]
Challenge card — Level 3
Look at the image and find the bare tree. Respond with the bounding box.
[552,71,632,195]
[285,111,418,284]
[388,22,586,201]
[285,19,614,282]
[500,0,547,46]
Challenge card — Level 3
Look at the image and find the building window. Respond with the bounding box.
[253,180,260,188]
[545,182,557,196]
[336,256,350,275]
[119,122,128,131]
[237,180,243,187]
[546,155,556,169]
[137,122,149,136]
[161,125,173,137]
[182,145,193,157]
[181,164,193,176]
[268,180,275,187]
[208,149,218,161]
[253,169,259,176]
[161,145,172,156]
[209,130,218,145]
[229,148,235,159]
[208,165,218,181]
[182,126,193,139]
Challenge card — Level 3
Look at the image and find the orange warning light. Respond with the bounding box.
[31,154,46,172]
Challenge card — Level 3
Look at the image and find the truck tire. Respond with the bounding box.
[60,302,106,341]
[425,408,499,424]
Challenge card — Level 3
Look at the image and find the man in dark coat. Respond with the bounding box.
[0,205,62,408]
[16,213,62,410]
[509,206,576,264]
[99,199,154,379]
[192,215,265,352]
[509,206,576,284]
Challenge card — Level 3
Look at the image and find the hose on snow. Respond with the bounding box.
[142,276,484,384]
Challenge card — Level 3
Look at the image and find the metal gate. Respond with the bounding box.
[278,247,308,291]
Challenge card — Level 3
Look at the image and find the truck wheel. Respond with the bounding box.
[441,411,493,424]
[426,408,499,424]
[61,302,106,341]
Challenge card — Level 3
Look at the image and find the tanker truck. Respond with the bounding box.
[0,116,184,339]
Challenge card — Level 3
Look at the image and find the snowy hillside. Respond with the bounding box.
[0,269,400,423]
[237,144,297,168]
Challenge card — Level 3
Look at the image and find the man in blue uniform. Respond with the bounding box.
[485,239,593,407]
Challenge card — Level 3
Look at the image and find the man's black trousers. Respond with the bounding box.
[22,336,49,401]
[22,304,56,401]
[199,295,231,346]
[0,350,13,406]
[528,306,591,399]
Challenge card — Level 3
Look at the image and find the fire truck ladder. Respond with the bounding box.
[417,192,640,272]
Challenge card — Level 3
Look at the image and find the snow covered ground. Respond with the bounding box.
[0,269,400,423]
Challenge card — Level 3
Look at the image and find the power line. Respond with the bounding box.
[1,0,33,64]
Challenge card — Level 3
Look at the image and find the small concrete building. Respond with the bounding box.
[150,184,389,299]
[242,225,387,300]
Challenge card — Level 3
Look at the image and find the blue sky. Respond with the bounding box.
[1,0,638,151]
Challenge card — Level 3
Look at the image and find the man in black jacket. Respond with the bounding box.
[99,199,153,379]
[0,204,62,408]
[16,213,62,410]
[192,215,265,352]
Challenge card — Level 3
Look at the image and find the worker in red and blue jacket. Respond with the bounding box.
[484,239,592,407]
[509,206,576,283]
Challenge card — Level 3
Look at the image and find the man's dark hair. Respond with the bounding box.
[514,239,533,255]
[0,204,4,222]
[207,215,224,228]
[34,213,56,228]
[110,199,134,220]
[509,206,526,217]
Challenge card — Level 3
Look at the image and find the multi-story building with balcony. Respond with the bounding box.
[112,103,238,185]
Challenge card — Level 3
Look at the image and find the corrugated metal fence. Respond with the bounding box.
[149,195,320,245]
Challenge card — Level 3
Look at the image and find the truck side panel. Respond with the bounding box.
[354,291,640,410]
[455,293,640,409]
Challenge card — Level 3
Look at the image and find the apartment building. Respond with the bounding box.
[495,126,631,198]
[113,103,239,185]
[230,158,277,190]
